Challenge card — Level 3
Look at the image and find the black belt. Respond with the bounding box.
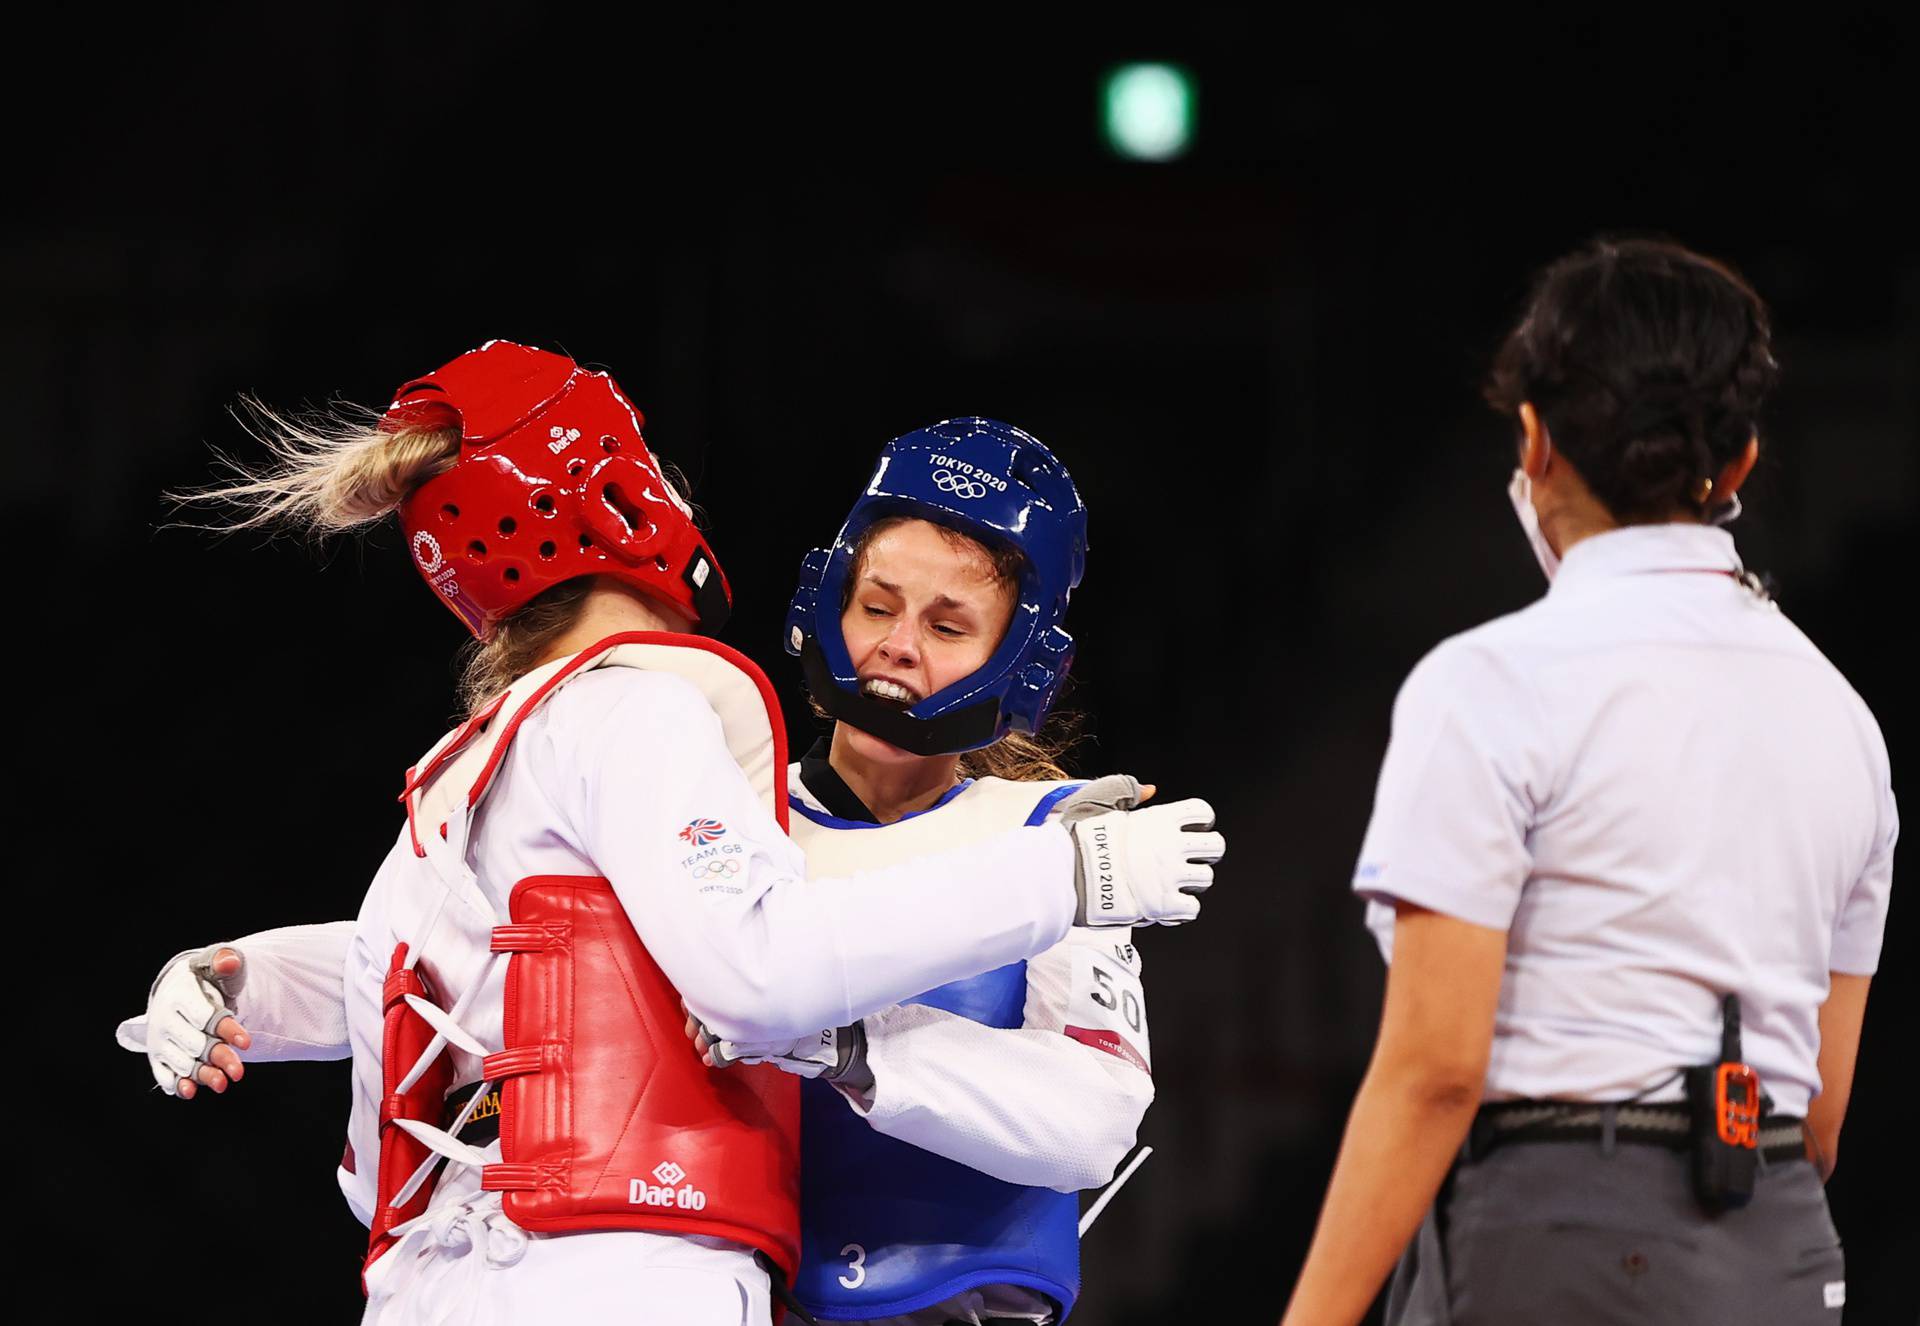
[441,1080,503,1146]
[1467,1101,1806,1164]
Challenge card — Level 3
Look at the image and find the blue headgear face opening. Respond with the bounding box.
[785,418,1088,756]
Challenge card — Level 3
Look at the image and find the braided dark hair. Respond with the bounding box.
[1486,237,1779,523]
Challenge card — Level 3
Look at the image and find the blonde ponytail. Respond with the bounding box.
[171,396,459,533]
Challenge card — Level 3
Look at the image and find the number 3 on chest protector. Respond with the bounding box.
[839,1242,868,1289]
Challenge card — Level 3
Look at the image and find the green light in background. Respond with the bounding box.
[1101,63,1194,162]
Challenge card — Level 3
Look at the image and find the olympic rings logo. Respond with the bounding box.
[693,859,741,878]
[931,470,988,500]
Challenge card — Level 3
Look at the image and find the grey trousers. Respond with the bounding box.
[1384,1142,1845,1326]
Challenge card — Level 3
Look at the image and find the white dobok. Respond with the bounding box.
[124,640,1082,1325]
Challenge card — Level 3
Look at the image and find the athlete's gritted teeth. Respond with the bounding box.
[861,677,921,709]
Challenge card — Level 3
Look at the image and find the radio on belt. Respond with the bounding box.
[1684,993,1764,1212]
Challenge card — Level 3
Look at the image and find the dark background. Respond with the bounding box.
[23,9,1914,1322]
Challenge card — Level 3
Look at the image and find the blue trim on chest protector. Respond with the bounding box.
[1024,782,1083,825]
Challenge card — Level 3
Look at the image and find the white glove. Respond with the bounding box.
[1059,775,1223,927]
[683,1004,872,1089]
[115,946,249,1097]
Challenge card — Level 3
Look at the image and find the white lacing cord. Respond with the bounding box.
[375,991,531,1274]
[392,793,497,1093]
[381,1185,528,1270]
[387,947,509,1207]
[381,1054,528,1270]
[381,747,531,1267]
[390,1072,495,1207]
[396,971,496,1088]
[1079,1145,1153,1237]
[384,805,509,1223]
[379,1074,527,1270]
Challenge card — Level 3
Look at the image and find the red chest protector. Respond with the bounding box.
[369,632,798,1280]
[486,873,799,1258]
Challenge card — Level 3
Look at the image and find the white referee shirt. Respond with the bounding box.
[1355,523,1897,1115]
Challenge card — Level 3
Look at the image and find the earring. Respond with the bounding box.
[1692,477,1714,504]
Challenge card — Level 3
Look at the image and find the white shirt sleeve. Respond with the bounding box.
[831,926,1153,1194]
[1831,730,1898,976]
[1352,637,1554,933]
[115,922,356,1067]
[216,921,356,1061]
[553,671,1078,1043]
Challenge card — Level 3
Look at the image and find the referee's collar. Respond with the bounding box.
[1549,523,1743,594]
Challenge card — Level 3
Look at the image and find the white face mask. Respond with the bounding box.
[1507,468,1744,584]
[1507,468,1560,581]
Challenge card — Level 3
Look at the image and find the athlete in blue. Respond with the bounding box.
[692,418,1220,1325]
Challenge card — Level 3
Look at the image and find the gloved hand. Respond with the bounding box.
[114,946,252,1098]
[682,1002,871,1089]
[1059,775,1223,927]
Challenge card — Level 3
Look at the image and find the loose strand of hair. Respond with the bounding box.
[165,395,458,535]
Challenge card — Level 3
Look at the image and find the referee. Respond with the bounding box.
[1281,238,1897,1325]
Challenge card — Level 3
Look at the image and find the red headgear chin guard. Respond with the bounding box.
[387,340,730,641]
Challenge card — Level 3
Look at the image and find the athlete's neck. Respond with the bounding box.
[535,579,695,668]
[828,724,964,825]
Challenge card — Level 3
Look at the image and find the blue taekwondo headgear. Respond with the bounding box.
[785,418,1088,756]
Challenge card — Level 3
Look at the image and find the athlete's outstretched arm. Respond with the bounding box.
[116,921,357,1097]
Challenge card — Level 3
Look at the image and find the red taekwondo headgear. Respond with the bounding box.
[384,340,730,640]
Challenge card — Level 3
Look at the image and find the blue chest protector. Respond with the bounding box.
[794,961,1082,1321]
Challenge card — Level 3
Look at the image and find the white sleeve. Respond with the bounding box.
[114,921,357,1065]
[222,921,356,1061]
[1831,723,1897,976]
[554,671,1077,1043]
[1352,637,1554,933]
[831,926,1154,1194]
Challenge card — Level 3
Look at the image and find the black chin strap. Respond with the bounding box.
[799,640,1002,756]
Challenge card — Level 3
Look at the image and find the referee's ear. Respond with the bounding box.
[1517,402,1553,478]
[1718,435,1760,500]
